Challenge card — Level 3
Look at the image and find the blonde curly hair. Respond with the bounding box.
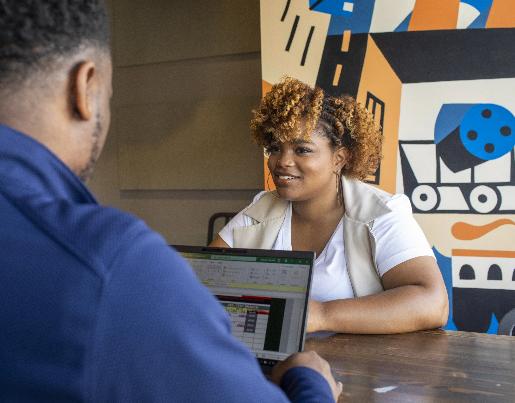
[250,76,383,181]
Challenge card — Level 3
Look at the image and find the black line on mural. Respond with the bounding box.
[281,0,291,22]
[400,140,437,145]
[366,92,385,132]
[364,92,385,185]
[309,0,325,11]
[286,15,300,51]
[511,149,515,184]
[436,149,442,188]
[301,26,315,66]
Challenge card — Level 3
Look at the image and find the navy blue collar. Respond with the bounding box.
[0,123,98,205]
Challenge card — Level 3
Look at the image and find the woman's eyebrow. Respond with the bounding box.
[291,138,314,145]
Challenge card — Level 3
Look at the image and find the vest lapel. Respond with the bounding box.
[342,175,392,297]
[234,192,288,249]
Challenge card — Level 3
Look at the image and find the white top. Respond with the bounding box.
[219,191,435,302]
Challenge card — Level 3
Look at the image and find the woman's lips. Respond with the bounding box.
[274,173,299,186]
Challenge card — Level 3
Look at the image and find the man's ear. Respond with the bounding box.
[73,61,96,121]
[334,146,349,171]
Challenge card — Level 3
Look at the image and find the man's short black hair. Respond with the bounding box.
[0,0,110,84]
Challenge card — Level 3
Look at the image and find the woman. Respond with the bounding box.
[210,77,448,334]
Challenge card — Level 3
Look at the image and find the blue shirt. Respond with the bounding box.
[0,124,334,402]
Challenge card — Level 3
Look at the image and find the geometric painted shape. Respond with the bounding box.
[401,144,437,183]
[439,158,472,183]
[461,0,493,13]
[261,1,331,86]
[498,186,515,210]
[469,185,498,213]
[457,2,481,29]
[309,0,353,17]
[468,3,492,28]
[434,104,477,145]
[453,287,515,333]
[369,0,416,33]
[326,1,377,35]
[498,307,515,335]
[459,104,515,160]
[343,2,354,13]
[396,147,405,195]
[486,0,515,28]
[408,0,461,31]
[372,30,515,83]
[394,12,412,32]
[474,153,511,183]
[412,185,438,211]
[341,30,351,51]
[437,126,487,173]
[487,312,500,334]
[487,264,503,280]
[437,187,470,210]
[452,253,515,290]
[460,264,476,279]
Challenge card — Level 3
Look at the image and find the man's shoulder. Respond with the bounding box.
[67,203,163,269]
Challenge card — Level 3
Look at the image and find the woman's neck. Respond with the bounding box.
[291,192,344,225]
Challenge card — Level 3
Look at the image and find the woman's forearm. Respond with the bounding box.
[308,284,448,334]
[308,256,449,334]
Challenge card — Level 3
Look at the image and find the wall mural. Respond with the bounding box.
[260,0,515,334]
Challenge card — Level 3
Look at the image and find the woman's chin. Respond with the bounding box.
[274,188,299,201]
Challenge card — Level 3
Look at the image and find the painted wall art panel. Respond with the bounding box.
[260,0,515,334]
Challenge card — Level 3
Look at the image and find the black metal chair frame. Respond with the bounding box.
[497,307,515,336]
[207,212,236,246]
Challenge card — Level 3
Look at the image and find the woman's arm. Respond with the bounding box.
[209,235,231,248]
[307,256,449,334]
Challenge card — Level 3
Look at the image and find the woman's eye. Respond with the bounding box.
[296,147,312,154]
[269,145,280,153]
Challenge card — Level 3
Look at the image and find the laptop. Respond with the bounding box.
[172,245,315,378]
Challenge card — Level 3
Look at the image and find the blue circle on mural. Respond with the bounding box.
[459,104,515,160]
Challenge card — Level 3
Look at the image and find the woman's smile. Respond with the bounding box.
[274,172,300,186]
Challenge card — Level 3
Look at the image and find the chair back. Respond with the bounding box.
[497,308,515,336]
[207,212,235,245]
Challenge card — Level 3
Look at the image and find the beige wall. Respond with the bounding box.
[89,0,263,246]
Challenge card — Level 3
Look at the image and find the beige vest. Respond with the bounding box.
[233,175,393,297]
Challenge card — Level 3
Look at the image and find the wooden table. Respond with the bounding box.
[305,330,515,403]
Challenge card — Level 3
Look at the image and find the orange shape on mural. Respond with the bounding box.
[409,0,460,31]
[451,219,515,241]
[486,0,515,28]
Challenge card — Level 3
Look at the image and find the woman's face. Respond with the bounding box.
[267,127,347,203]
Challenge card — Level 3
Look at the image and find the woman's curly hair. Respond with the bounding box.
[250,76,383,181]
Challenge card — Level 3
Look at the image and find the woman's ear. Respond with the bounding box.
[334,147,349,171]
[72,61,97,121]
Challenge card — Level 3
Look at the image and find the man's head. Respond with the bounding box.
[0,0,112,182]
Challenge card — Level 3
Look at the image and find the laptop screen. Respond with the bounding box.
[173,246,314,362]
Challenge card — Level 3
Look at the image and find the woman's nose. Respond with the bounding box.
[276,151,294,167]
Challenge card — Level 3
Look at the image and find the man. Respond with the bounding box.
[0,1,342,402]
